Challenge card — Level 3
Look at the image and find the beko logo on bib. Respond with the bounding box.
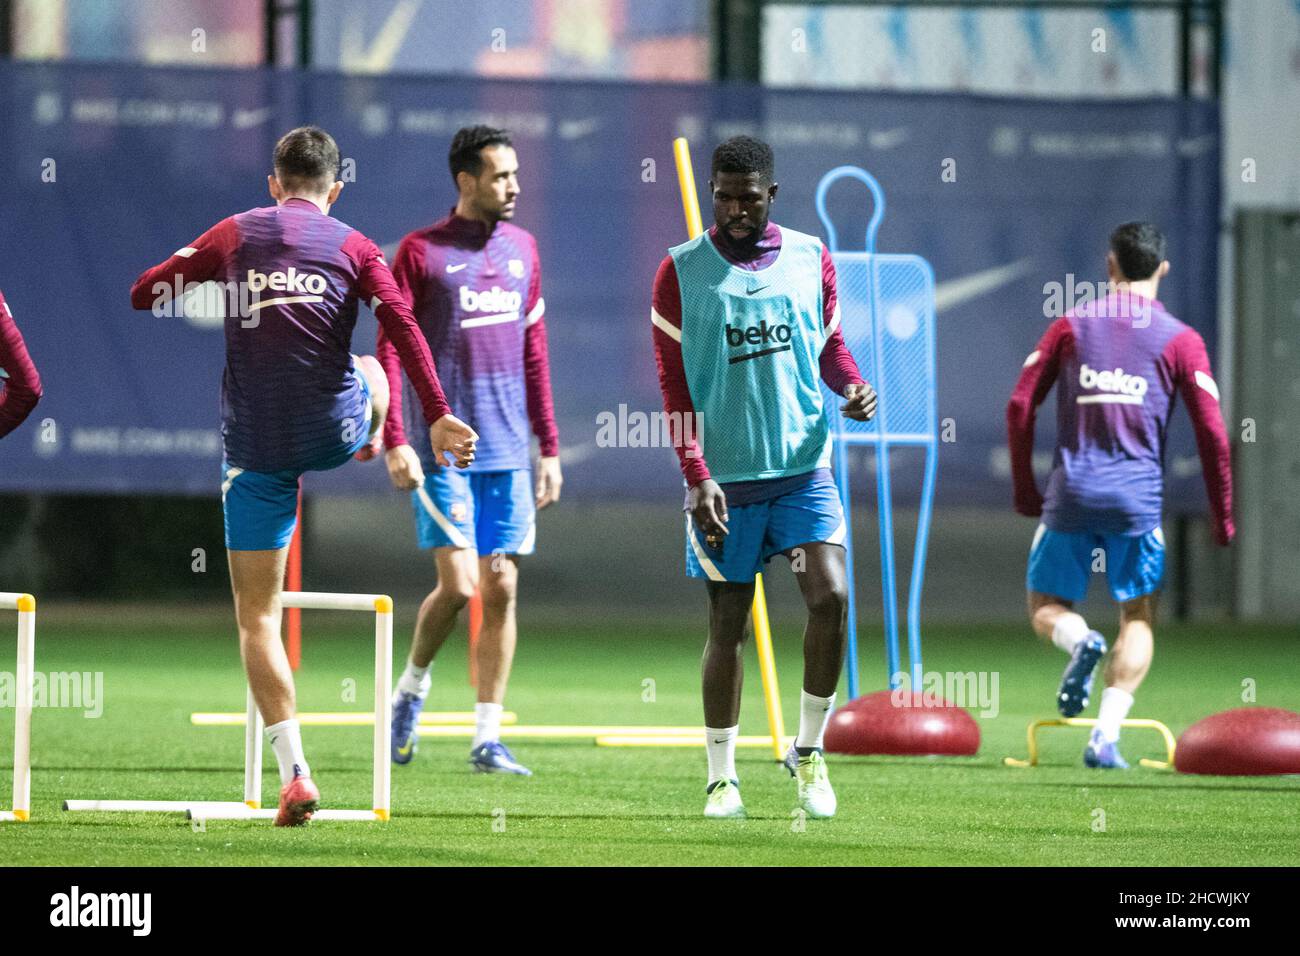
[459,285,522,313]
[1078,363,1148,399]
[726,320,792,347]
[246,268,328,296]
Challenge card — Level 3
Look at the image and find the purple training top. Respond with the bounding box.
[131,198,451,474]
[378,210,558,473]
[1007,292,1233,543]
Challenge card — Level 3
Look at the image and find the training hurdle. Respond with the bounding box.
[64,591,392,823]
[1003,717,1176,769]
[0,593,35,822]
[191,710,517,727]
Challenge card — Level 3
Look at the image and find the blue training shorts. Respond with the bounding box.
[1026,523,1165,603]
[221,366,372,551]
[412,467,536,555]
[684,470,846,583]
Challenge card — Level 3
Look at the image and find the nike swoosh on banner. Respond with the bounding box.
[446,263,467,273]
[933,258,1036,313]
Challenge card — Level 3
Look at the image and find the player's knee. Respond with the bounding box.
[356,354,388,402]
[437,576,478,607]
[806,580,848,624]
[1120,593,1158,626]
[235,608,279,642]
[479,573,517,609]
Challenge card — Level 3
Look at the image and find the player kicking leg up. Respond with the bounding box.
[1008,221,1234,768]
[383,126,561,776]
[130,125,475,823]
[652,136,876,818]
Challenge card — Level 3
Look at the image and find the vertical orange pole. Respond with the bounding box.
[467,590,482,687]
[286,487,303,670]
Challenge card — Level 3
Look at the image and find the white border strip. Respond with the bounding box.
[415,486,472,549]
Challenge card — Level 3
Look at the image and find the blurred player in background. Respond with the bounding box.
[130,126,476,823]
[1007,221,1233,769]
[652,136,876,820]
[381,126,560,776]
[0,289,42,439]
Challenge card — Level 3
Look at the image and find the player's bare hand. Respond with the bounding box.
[535,455,562,509]
[429,415,478,469]
[384,443,425,491]
[689,479,728,547]
[841,382,877,422]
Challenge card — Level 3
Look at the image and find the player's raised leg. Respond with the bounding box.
[702,579,754,818]
[467,552,531,774]
[351,353,390,459]
[228,544,319,826]
[1085,593,1156,769]
[787,542,847,819]
[1025,527,1107,716]
[391,545,479,764]
[1028,591,1107,718]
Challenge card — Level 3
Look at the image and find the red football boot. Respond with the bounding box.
[275,774,320,827]
[353,437,382,461]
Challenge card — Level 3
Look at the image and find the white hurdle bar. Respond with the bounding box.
[0,593,35,823]
[64,591,392,823]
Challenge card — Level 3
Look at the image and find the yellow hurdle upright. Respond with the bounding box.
[673,137,787,762]
[1003,717,1177,769]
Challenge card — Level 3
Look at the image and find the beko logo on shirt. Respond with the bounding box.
[726,320,792,347]
[724,320,794,364]
[246,268,328,296]
[459,285,522,314]
[1078,363,1148,403]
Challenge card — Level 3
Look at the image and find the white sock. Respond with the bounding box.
[397,660,432,698]
[705,725,739,785]
[473,701,503,747]
[1096,686,1135,743]
[795,690,836,750]
[266,718,309,785]
[1051,612,1090,655]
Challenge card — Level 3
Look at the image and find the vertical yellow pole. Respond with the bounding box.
[672,137,787,761]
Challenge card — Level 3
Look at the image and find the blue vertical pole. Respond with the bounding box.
[835,436,859,698]
[906,441,936,688]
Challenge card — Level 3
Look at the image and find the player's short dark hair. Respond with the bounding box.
[449,125,513,183]
[711,135,775,185]
[1109,221,1167,281]
[272,126,340,193]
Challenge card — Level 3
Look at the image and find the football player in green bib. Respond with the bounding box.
[651,136,876,819]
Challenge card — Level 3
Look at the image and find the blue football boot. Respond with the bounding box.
[1084,729,1130,769]
[1057,631,1107,717]
[391,690,425,765]
[469,740,532,776]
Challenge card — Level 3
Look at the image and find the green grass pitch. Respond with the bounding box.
[1,607,1297,866]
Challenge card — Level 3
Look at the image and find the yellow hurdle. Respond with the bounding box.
[673,136,787,762]
[416,725,706,739]
[597,734,796,749]
[1003,717,1177,769]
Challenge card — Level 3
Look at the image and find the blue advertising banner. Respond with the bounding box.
[0,62,1219,510]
